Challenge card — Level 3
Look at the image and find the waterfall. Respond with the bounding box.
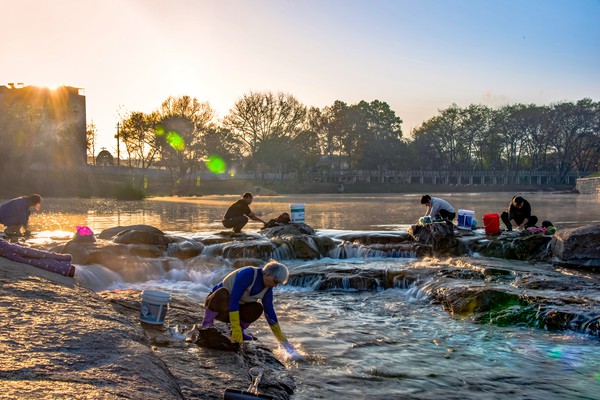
[328,243,416,259]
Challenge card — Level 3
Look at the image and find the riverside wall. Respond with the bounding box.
[575,177,600,194]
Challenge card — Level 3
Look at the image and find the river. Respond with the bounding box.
[13,192,600,399]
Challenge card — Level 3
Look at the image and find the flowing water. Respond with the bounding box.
[10,192,600,399]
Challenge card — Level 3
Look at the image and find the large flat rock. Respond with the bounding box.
[0,257,183,399]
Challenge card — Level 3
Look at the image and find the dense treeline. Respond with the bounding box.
[2,90,597,193]
[105,92,598,190]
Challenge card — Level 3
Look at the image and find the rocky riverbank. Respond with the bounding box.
[0,256,295,399]
[1,222,599,398]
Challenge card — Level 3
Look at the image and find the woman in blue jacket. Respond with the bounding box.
[202,260,296,354]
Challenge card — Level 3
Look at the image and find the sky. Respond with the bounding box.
[2,0,599,153]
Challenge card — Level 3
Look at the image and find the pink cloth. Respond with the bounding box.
[0,239,75,277]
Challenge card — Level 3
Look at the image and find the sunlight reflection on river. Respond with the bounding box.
[22,192,600,235]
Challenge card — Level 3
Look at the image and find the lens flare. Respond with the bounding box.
[548,347,562,359]
[166,131,185,151]
[206,155,226,174]
[155,126,165,136]
[196,176,201,187]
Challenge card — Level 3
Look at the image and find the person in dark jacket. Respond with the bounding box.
[0,194,43,236]
[222,192,266,233]
[500,196,538,231]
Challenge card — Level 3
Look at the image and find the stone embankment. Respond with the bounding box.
[575,176,600,195]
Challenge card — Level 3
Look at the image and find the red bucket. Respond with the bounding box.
[483,213,500,235]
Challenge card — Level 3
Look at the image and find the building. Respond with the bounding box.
[0,83,87,169]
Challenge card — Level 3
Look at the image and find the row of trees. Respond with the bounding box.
[412,99,600,183]
[89,92,599,189]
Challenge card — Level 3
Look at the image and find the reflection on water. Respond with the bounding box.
[16,192,600,235]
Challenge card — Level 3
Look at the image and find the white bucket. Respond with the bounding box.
[290,203,305,223]
[140,290,171,324]
[457,209,475,230]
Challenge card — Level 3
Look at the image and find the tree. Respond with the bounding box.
[355,100,404,170]
[201,126,241,175]
[156,96,216,190]
[86,122,98,165]
[318,101,361,169]
[223,91,307,175]
[118,110,161,181]
[411,105,463,170]
[544,99,600,182]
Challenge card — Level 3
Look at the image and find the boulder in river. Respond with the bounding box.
[408,222,463,256]
[551,224,600,270]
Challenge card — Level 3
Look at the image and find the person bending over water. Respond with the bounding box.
[222,192,266,233]
[0,194,43,237]
[420,194,456,222]
[501,196,538,231]
[202,260,298,357]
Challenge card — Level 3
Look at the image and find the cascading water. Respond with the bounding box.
[24,195,600,399]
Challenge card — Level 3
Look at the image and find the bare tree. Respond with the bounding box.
[223,91,307,174]
[157,96,216,191]
[86,122,98,165]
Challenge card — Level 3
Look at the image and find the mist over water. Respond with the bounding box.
[10,193,600,399]
[21,192,600,234]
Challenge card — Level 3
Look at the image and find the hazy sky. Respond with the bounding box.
[3,0,599,152]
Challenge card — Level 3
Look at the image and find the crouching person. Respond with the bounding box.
[202,260,297,356]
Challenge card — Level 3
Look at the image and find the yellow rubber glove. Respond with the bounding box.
[269,323,287,343]
[229,311,243,343]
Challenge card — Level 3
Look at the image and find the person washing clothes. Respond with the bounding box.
[420,195,456,222]
[0,194,43,237]
[501,196,538,231]
[201,260,299,358]
[222,192,266,233]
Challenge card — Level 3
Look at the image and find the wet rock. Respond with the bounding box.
[408,222,463,256]
[311,235,338,255]
[287,263,409,290]
[196,326,240,351]
[101,290,296,399]
[98,224,165,240]
[0,259,184,400]
[113,229,173,246]
[200,235,236,245]
[62,241,164,264]
[551,225,600,270]
[289,256,600,337]
[330,241,420,259]
[436,286,527,317]
[167,239,205,260]
[509,234,552,260]
[414,257,600,336]
[334,231,412,245]
[472,234,551,261]
[220,239,277,260]
[261,223,316,237]
[282,235,321,260]
[233,258,265,268]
